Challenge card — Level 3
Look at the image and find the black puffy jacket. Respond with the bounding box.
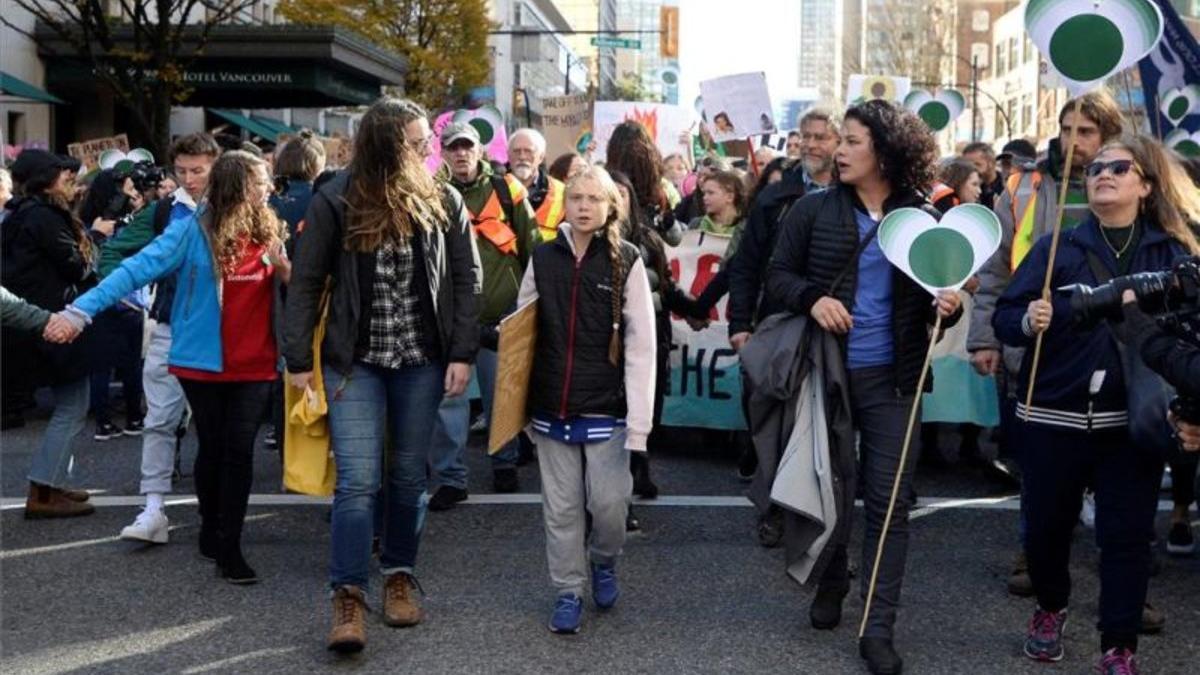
[765,184,959,395]
[1,195,98,385]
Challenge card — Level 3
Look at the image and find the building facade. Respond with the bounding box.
[797,0,865,108]
[489,0,587,126]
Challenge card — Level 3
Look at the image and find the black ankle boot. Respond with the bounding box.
[859,637,903,675]
[218,549,258,585]
[809,583,849,629]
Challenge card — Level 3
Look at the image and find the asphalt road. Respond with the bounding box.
[3,408,1199,674]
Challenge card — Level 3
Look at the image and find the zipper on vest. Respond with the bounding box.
[559,256,583,417]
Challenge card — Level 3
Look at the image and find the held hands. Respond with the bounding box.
[810,296,853,334]
[288,370,314,391]
[91,217,116,237]
[933,290,961,319]
[1025,298,1053,334]
[729,331,751,352]
[43,312,83,344]
[685,316,711,332]
[971,348,1001,376]
[444,362,470,398]
[267,241,291,284]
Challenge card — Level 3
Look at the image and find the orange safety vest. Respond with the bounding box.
[471,176,525,256]
[1005,170,1042,272]
[534,176,566,241]
[929,182,958,207]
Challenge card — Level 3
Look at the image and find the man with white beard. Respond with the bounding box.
[507,129,565,242]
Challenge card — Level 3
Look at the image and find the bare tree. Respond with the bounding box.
[868,0,957,87]
[4,1,258,157]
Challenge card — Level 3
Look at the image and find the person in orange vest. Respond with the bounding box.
[428,121,540,507]
[508,128,565,242]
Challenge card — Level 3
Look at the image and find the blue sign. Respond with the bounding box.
[1138,0,1200,136]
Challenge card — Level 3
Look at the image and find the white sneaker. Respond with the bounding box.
[1080,491,1096,529]
[120,508,169,544]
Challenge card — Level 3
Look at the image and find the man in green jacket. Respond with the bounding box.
[428,121,540,507]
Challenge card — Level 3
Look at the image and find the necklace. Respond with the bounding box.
[1100,221,1136,258]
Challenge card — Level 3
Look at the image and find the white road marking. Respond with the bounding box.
[0,513,276,559]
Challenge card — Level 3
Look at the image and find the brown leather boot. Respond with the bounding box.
[24,483,95,519]
[383,572,423,627]
[327,586,367,653]
[60,488,90,502]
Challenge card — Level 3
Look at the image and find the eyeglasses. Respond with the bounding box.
[406,135,434,152]
[1084,159,1140,179]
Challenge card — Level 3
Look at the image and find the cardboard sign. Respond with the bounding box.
[67,134,130,172]
[488,300,539,454]
[699,72,777,142]
[541,93,594,161]
[846,74,912,104]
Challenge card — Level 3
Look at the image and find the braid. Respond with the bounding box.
[606,220,626,367]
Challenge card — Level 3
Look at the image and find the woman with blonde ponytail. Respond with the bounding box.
[515,165,656,635]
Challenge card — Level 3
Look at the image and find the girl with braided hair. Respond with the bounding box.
[515,165,657,635]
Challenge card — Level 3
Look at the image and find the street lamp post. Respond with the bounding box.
[971,54,979,142]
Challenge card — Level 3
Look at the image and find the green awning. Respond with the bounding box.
[251,115,301,138]
[0,71,65,104]
[209,108,280,141]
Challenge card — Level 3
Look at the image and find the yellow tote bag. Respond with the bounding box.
[282,289,335,496]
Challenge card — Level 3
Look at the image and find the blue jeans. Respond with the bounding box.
[427,348,517,489]
[28,377,89,489]
[325,361,444,589]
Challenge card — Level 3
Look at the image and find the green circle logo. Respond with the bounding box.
[919,102,951,131]
[1169,96,1190,120]
[1049,15,1123,81]
[1176,139,1200,157]
[909,228,973,288]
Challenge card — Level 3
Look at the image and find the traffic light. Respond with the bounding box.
[661,6,679,59]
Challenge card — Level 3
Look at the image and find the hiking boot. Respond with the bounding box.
[591,563,619,609]
[493,468,519,494]
[94,421,123,441]
[548,593,583,634]
[383,572,423,627]
[810,583,849,630]
[757,508,783,548]
[1023,607,1067,662]
[1096,647,1139,675]
[859,637,903,675]
[24,483,95,519]
[327,586,367,653]
[428,485,468,511]
[1167,521,1195,556]
[1008,551,1034,597]
[1139,602,1165,635]
[120,508,169,544]
[123,419,145,436]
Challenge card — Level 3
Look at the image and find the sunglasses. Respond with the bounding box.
[1084,159,1140,179]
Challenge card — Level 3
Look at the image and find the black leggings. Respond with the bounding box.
[181,379,271,562]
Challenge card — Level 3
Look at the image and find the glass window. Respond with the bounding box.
[972,9,990,32]
[1009,37,1020,69]
[995,43,1006,76]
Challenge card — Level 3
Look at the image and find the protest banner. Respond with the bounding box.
[661,229,746,431]
[67,134,130,172]
[541,93,594,160]
[592,101,693,160]
[489,300,538,454]
[1139,0,1200,139]
[426,105,509,173]
[699,72,776,142]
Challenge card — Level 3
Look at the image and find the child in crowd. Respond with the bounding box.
[516,166,656,634]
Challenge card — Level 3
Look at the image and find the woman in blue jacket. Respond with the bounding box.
[994,134,1200,674]
[59,151,290,585]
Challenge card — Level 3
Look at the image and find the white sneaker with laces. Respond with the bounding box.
[120,508,169,544]
[1079,491,1096,529]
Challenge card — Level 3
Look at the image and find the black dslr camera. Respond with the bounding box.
[113,160,167,193]
[1066,256,1200,423]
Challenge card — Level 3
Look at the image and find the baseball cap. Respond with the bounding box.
[997,139,1037,162]
[9,149,82,185]
[441,121,481,148]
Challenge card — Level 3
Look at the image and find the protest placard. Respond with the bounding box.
[846,74,912,104]
[67,134,130,172]
[592,101,693,160]
[699,72,776,142]
[541,93,593,160]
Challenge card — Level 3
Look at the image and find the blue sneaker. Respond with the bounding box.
[591,563,619,609]
[548,593,582,634]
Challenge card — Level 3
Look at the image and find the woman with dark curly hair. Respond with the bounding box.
[605,121,679,240]
[766,100,962,675]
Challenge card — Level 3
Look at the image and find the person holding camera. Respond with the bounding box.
[994,134,1200,673]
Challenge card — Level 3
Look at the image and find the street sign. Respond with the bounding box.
[591,36,641,49]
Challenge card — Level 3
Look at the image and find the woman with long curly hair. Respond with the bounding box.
[61,151,289,584]
[605,120,680,239]
[2,149,101,518]
[282,97,481,653]
[766,100,962,675]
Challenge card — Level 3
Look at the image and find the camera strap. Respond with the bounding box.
[1083,249,1134,345]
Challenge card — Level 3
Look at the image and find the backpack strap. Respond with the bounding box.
[490,174,515,227]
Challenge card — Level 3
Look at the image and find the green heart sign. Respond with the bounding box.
[1166,128,1200,157]
[878,205,1002,295]
[1161,85,1200,124]
[1025,0,1163,96]
[903,89,965,132]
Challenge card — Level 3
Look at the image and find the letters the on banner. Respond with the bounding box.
[661,230,747,431]
[67,134,130,172]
